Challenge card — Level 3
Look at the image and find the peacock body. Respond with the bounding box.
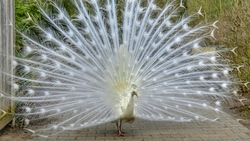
[4,0,239,136]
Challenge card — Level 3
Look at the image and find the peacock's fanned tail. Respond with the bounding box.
[8,0,238,136]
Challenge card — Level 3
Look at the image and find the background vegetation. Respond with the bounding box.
[15,0,250,117]
[187,0,250,96]
[187,0,250,120]
[15,0,41,53]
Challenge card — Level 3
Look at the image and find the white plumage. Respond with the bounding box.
[6,0,238,136]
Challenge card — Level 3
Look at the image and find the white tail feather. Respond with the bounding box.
[3,0,239,136]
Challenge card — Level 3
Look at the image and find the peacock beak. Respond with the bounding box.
[132,91,138,97]
[135,93,138,97]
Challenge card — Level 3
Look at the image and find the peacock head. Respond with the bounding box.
[131,84,138,98]
[132,90,138,97]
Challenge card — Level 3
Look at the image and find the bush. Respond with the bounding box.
[187,0,250,96]
[15,0,42,55]
[217,0,250,95]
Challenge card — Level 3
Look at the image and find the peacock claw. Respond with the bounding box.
[117,129,125,136]
[118,131,124,136]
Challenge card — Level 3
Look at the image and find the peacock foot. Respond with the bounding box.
[117,130,124,136]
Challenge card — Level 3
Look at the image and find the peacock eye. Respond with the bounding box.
[132,84,137,89]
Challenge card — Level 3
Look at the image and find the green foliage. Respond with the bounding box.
[15,0,76,53]
[187,0,250,96]
[218,0,250,94]
[15,0,41,55]
[186,0,236,22]
[240,105,250,118]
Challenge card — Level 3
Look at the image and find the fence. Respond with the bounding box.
[0,0,14,130]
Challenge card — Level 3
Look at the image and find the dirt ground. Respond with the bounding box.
[0,95,250,141]
[222,94,250,130]
[0,125,32,141]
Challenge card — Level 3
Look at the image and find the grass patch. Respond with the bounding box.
[187,0,250,97]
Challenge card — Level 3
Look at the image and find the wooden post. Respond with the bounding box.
[0,0,14,130]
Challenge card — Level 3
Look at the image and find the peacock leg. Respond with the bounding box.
[116,120,119,132]
[118,119,124,136]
